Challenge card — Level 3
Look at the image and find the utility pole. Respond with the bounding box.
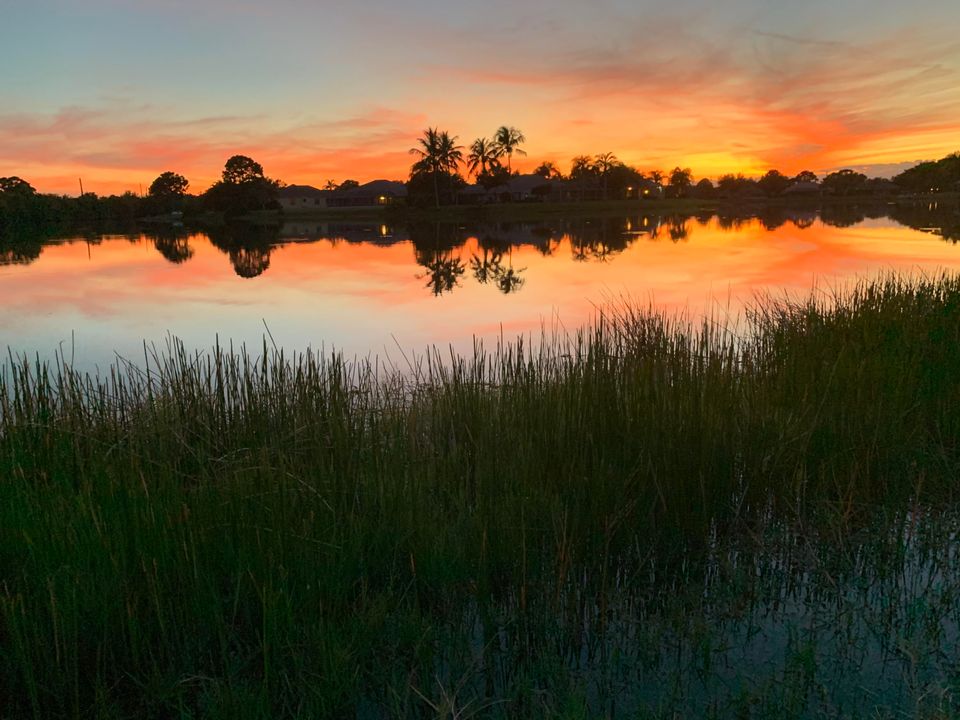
[78,177,84,196]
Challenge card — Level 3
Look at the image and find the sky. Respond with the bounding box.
[1,0,959,195]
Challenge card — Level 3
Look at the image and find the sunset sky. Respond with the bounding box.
[2,0,959,195]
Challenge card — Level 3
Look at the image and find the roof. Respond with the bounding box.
[338,179,408,198]
[504,174,557,194]
[278,184,328,199]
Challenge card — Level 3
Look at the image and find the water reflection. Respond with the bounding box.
[4,203,960,373]
[4,202,959,281]
[206,222,280,279]
[151,228,194,264]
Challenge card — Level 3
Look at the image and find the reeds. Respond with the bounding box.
[2,274,959,718]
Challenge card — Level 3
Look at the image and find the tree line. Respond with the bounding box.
[2,133,959,235]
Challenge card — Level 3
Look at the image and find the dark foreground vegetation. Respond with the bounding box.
[2,275,960,717]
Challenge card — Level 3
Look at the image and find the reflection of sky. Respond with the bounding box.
[2,216,959,372]
[2,0,959,194]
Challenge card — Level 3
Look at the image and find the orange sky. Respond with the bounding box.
[2,0,959,194]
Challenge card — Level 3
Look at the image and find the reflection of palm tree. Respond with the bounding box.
[668,217,689,243]
[571,237,590,262]
[470,246,503,284]
[492,126,526,173]
[530,225,559,256]
[410,128,464,208]
[493,263,526,294]
[419,251,466,296]
[467,138,498,177]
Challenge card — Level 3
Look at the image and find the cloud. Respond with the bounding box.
[0,104,428,194]
[3,2,960,190]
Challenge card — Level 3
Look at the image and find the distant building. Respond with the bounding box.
[783,181,822,197]
[327,180,407,207]
[458,174,663,204]
[457,174,562,204]
[277,184,330,210]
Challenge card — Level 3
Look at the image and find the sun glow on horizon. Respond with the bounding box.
[2,0,959,194]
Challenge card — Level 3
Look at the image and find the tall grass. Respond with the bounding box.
[2,274,960,718]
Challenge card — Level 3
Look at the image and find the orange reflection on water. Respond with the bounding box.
[1,214,959,369]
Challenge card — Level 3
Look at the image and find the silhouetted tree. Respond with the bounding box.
[717,174,760,198]
[533,161,562,180]
[668,167,693,198]
[476,164,512,191]
[203,156,280,215]
[570,156,596,179]
[893,152,960,193]
[821,169,868,196]
[339,179,360,190]
[410,127,464,208]
[222,155,264,184]
[594,152,619,199]
[0,177,36,195]
[693,178,715,198]
[492,126,527,173]
[793,170,819,184]
[467,138,498,177]
[757,169,791,197]
[148,171,189,198]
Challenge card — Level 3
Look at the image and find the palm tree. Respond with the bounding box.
[594,152,619,199]
[492,126,527,173]
[410,127,464,207]
[668,167,693,198]
[533,161,562,179]
[570,156,595,178]
[323,180,339,191]
[570,155,595,201]
[467,138,498,177]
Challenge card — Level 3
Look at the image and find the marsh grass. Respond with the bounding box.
[2,274,960,718]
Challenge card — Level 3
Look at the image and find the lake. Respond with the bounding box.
[2,202,958,371]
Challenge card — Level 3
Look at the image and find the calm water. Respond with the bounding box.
[2,204,959,371]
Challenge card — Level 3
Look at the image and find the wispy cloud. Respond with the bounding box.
[0,105,428,194]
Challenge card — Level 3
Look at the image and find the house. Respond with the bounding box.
[327,180,407,207]
[278,184,330,210]
[624,178,663,200]
[458,174,557,204]
[783,181,822,197]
